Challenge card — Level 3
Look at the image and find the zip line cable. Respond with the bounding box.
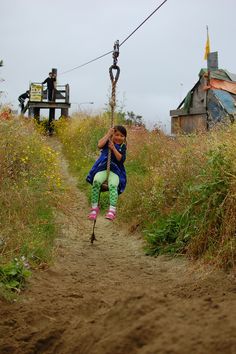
[59,0,168,75]
[59,50,113,75]
[119,0,167,47]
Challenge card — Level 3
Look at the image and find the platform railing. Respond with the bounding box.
[29,83,70,103]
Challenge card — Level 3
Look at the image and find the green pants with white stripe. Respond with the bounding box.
[91,171,119,207]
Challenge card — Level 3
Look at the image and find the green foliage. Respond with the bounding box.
[126,159,148,175]
[145,145,233,260]
[144,213,186,255]
[0,258,31,292]
[20,204,56,264]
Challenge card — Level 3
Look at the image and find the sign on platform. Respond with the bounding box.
[30,84,42,102]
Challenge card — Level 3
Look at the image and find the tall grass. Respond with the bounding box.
[124,126,236,269]
[55,114,236,269]
[0,117,62,297]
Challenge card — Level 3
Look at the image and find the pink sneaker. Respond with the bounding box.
[88,207,99,220]
[105,209,116,221]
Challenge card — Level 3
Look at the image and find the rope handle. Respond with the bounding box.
[106,40,120,179]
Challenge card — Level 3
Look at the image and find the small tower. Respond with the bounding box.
[25,68,71,123]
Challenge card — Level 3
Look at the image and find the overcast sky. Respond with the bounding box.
[1,0,236,132]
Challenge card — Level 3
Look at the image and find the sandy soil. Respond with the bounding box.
[0,138,235,354]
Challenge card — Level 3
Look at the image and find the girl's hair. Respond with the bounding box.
[114,125,127,137]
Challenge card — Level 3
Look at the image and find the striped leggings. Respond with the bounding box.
[91,171,119,207]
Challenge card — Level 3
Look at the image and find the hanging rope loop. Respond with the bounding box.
[109,65,120,84]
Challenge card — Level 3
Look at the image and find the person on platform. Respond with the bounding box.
[18,90,29,113]
[42,72,56,101]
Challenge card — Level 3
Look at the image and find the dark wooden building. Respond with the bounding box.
[170,52,236,134]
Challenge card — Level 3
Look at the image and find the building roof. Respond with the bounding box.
[199,68,236,82]
[174,67,236,117]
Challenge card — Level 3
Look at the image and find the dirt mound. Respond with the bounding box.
[0,138,235,354]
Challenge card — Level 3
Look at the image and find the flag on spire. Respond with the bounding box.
[204,26,210,60]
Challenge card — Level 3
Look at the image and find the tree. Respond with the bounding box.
[125,111,144,127]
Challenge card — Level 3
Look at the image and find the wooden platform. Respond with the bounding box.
[29,101,70,109]
[25,81,71,119]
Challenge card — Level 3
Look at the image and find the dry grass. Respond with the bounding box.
[0,116,63,267]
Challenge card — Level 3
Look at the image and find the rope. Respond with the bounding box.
[106,41,120,178]
[106,80,116,177]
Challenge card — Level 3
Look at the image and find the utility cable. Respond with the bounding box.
[60,0,168,75]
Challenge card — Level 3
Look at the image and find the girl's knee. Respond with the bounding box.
[109,183,118,190]
[93,179,102,187]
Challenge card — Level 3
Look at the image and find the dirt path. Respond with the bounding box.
[0,138,236,354]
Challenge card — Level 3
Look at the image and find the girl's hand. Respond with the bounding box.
[98,128,114,149]
[108,140,122,161]
[108,140,115,151]
[107,128,114,138]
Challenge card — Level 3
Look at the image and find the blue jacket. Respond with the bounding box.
[86,142,127,194]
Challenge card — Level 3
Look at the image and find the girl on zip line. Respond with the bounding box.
[86,125,127,221]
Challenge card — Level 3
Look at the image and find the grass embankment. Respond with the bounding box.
[0,117,62,299]
[55,115,236,269]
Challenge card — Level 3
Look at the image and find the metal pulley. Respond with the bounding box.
[109,40,120,84]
